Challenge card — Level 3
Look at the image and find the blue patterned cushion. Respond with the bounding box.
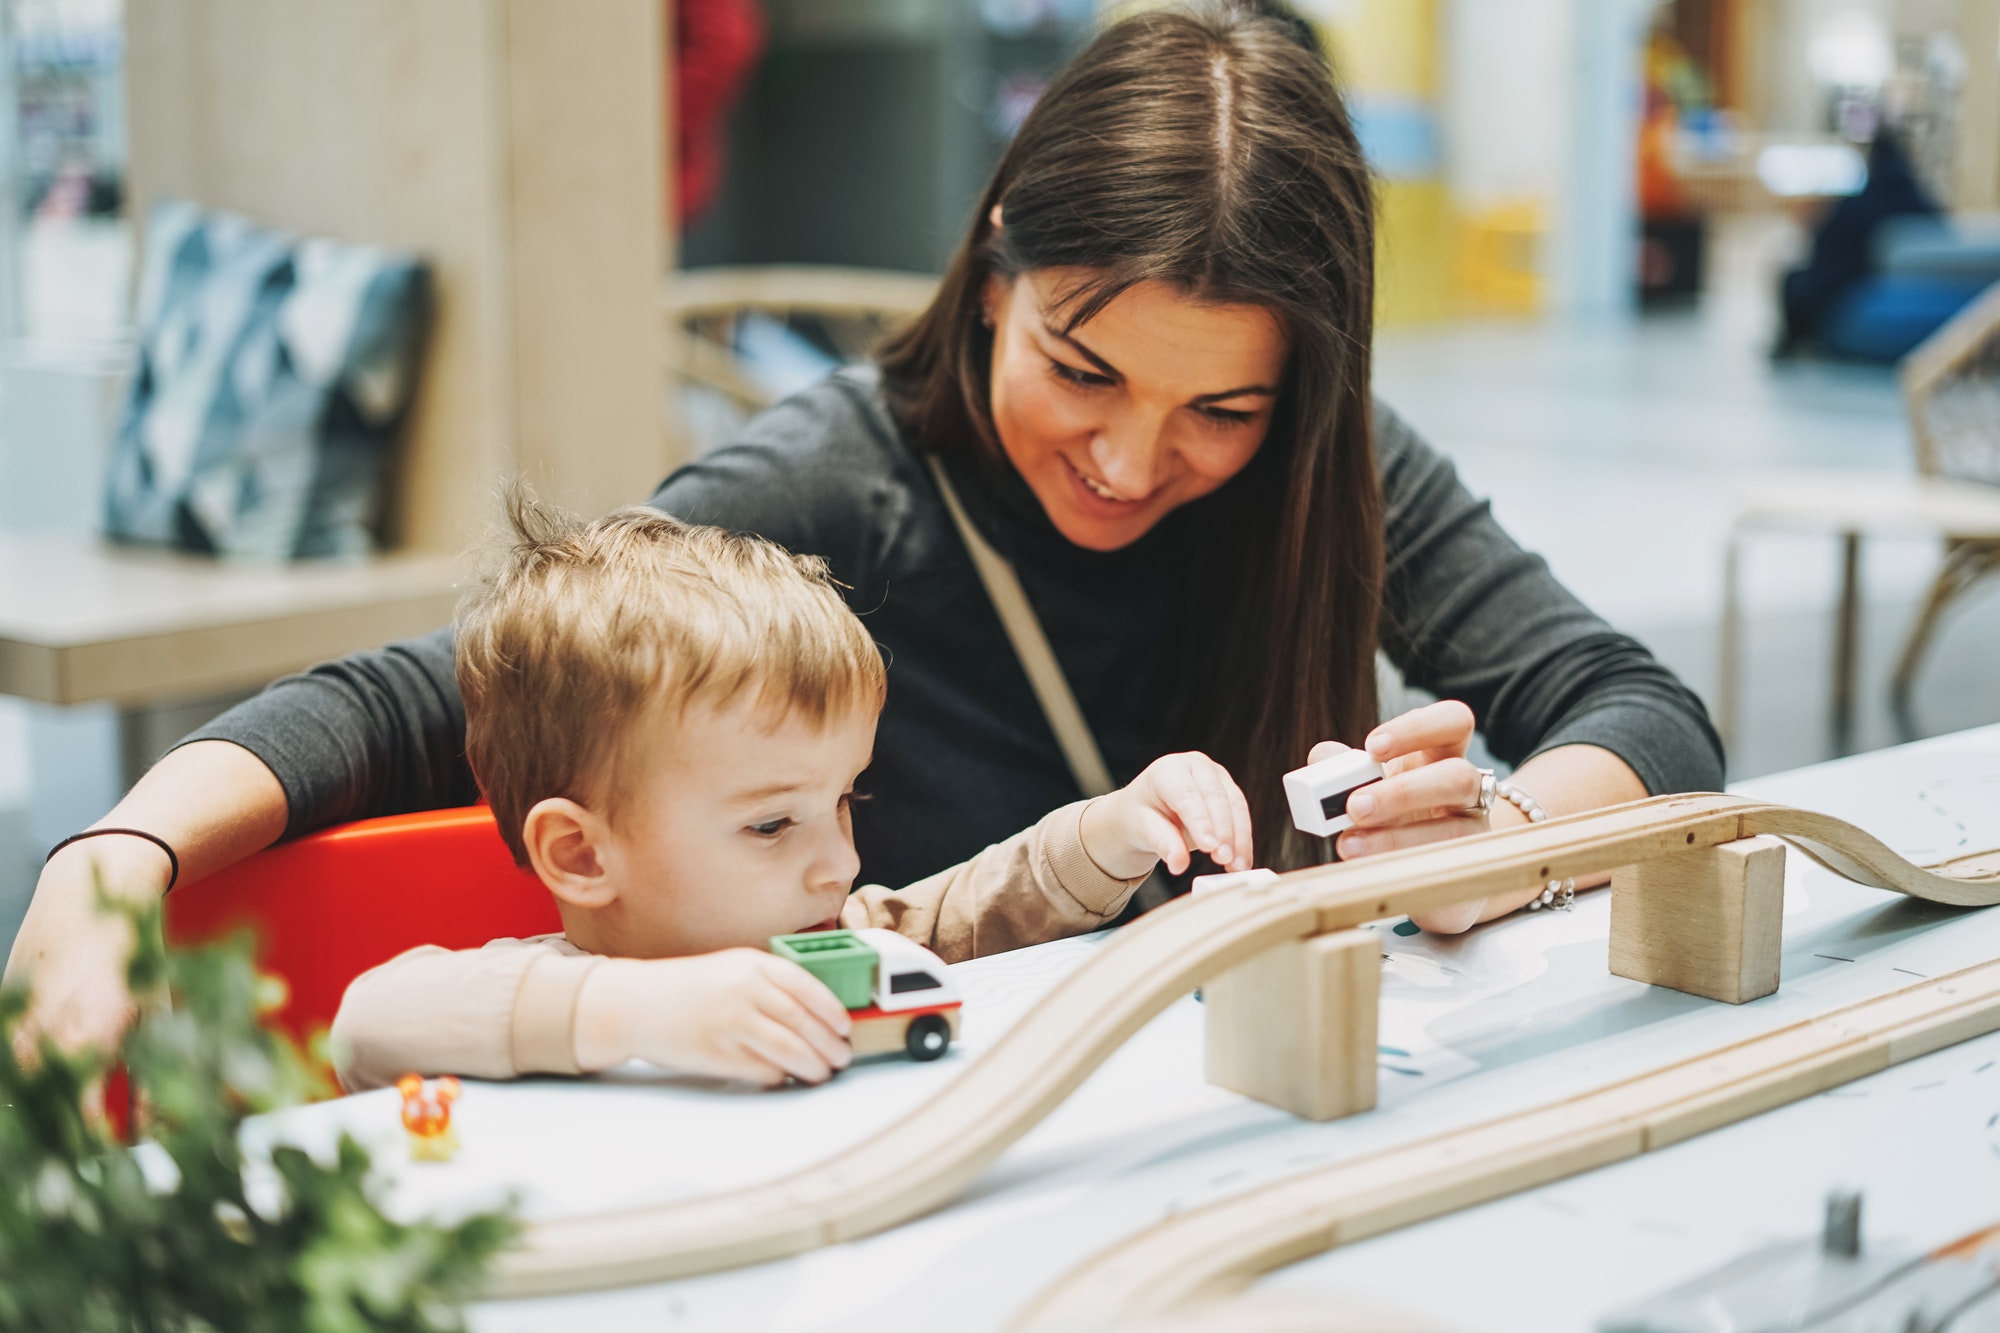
[104,200,431,559]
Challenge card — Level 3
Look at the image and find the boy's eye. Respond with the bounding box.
[748,818,794,838]
[1048,358,1114,389]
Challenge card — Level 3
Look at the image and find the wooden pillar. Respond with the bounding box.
[1609,835,1786,1005]
[123,0,670,554]
[1204,929,1380,1122]
[1958,0,2000,213]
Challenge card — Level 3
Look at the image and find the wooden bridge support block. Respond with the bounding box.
[1609,834,1786,1004]
[1203,929,1379,1121]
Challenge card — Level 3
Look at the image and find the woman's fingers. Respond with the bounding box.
[1346,757,1483,826]
[1306,739,1352,767]
[1337,812,1486,860]
[1365,700,1475,767]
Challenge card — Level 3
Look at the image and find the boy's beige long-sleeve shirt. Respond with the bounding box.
[331,799,1144,1091]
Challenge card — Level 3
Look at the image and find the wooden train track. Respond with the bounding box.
[485,793,2000,1298]
[1012,953,2000,1331]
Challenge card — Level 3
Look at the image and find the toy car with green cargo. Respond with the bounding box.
[769,927,961,1060]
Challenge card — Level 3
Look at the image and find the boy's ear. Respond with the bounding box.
[521,797,620,911]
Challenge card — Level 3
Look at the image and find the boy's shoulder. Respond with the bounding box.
[480,933,584,955]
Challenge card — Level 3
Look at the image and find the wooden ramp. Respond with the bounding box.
[485,794,2000,1297]
[1012,955,2000,1331]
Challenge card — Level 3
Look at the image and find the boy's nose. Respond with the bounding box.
[810,828,862,892]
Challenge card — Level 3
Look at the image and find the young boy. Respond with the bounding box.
[331,501,1255,1093]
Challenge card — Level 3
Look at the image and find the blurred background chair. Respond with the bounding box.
[1718,280,2000,755]
[667,265,937,450]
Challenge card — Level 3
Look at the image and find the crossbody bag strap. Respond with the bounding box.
[926,455,1116,799]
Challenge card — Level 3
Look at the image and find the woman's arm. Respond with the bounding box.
[1374,400,1724,799]
[6,623,475,1057]
[184,625,475,842]
[1400,741,1647,933]
[1350,407,1719,934]
[1316,703,1649,933]
[5,740,288,1056]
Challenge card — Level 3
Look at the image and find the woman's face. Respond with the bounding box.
[984,268,1290,552]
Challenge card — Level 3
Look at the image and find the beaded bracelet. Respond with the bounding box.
[45,828,181,892]
[1493,782,1573,911]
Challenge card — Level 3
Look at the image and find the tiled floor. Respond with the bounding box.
[4,218,1998,955]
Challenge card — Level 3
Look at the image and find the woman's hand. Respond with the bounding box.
[4,740,290,1063]
[1081,751,1255,880]
[1313,700,1504,935]
[4,836,165,1065]
[576,950,854,1087]
[1313,706,1654,934]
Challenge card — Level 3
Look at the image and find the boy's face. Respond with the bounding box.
[583,696,878,958]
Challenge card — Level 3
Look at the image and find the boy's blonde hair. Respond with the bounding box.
[458,494,887,865]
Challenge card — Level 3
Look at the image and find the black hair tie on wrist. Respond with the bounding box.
[45,828,181,893]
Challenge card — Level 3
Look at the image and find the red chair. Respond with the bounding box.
[164,806,559,1060]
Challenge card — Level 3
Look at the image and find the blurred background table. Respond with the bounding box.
[0,531,460,922]
[0,531,458,710]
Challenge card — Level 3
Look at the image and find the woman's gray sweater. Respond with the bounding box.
[189,369,1723,890]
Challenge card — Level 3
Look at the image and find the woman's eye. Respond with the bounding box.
[1048,359,1113,389]
[1196,405,1255,429]
[748,818,794,838]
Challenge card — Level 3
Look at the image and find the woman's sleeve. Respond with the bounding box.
[182,625,480,839]
[1374,401,1725,795]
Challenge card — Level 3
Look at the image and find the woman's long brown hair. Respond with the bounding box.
[878,4,1381,871]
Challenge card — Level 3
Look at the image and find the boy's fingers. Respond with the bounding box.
[1158,763,1213,849]
[741,1016,835,1085]
[1366,700,1475,764]
[1162,760,1218,846]
[765,957,852,1037]
[1139,807,1191,875]
[1192,761,1240,865]
[1224,774,1255,870]
[757,983,852,1071]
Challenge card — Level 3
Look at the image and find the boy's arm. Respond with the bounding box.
[842,800,1148,963]
[330,938,602,1092]
[845,752,1255,963]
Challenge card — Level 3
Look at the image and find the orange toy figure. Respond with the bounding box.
[396,1073,463,1162]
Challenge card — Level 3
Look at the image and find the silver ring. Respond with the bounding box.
[1470,767,1496,816]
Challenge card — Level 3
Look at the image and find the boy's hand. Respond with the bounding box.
[1081,751,1255,880]
[577,950,853,1087]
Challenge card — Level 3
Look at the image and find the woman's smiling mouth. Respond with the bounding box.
[1061,454,1149,510]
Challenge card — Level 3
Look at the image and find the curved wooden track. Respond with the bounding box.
[486,794,2000,1297]
[1013,953,2000,1331]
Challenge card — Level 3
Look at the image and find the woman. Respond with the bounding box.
[9,5,1721,1053]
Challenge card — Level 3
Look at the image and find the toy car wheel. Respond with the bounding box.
[905,1013,951,1061]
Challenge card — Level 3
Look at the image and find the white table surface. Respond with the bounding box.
[256,725,2000,1332]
